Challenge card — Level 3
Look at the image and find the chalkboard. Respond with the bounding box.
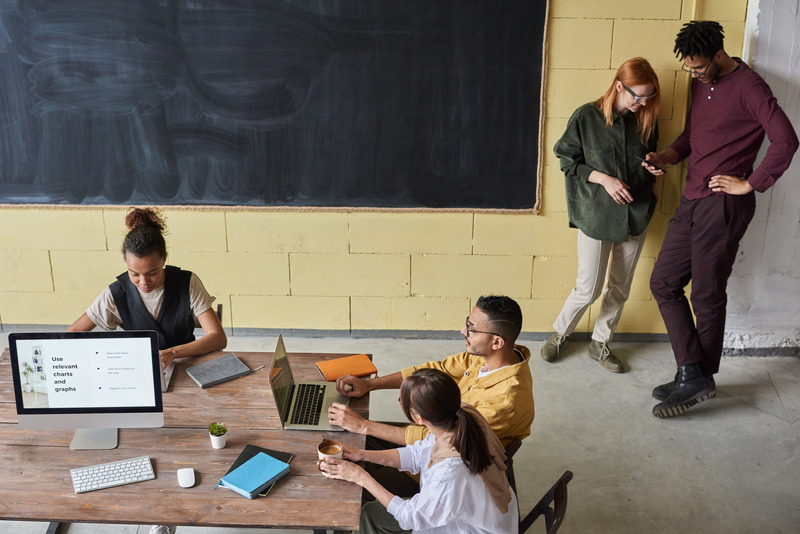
[0,0,547,210]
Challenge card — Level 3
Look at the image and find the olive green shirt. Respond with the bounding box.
[554,102,658,243]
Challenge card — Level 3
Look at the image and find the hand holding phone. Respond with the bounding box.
[635,156,663,173]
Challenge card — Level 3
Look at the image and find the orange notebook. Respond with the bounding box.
[315,354,377,381]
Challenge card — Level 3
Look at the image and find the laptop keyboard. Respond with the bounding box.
[290,383,326,425]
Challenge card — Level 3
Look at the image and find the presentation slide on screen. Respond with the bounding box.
[16,338,157,409]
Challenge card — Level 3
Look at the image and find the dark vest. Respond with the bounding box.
[109,265,195,350]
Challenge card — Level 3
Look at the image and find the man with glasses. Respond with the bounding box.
[330,295,532,446]
[644,21,798,418]
[328,295,533,494]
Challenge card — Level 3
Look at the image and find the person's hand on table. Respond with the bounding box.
[341,446,366,462]
[328,402,366,433]
[336,374,368,397]
[319,457,367,485]
[159,348,178,368]
[708,174,753,195]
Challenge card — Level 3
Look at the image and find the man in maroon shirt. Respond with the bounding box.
[644,21,798,418]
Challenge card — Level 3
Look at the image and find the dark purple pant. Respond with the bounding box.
[650,193,756,375]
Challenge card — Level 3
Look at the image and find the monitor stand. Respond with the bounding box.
[70,428,119,450]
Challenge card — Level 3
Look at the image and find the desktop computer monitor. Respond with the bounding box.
[9,330,164,450]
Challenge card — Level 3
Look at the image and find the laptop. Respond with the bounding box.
[268,335,349,431]
[161,359,176,393]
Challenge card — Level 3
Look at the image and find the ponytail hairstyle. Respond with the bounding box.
[121,207,167,260]
[400,368,491,475]
[595,57,660,144]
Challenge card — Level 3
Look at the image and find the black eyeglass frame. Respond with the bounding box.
[620,81,657,103]
[681,61,712,76]
[465,316,503,339]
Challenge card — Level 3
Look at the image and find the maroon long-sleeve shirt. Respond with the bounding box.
[670,59,799,199]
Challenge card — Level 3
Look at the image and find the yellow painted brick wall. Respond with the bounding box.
[226,212,349,253]
[0,1,749,336]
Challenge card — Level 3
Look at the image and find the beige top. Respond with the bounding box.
[86,271,215,330]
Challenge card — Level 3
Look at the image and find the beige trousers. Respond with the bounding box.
[553,228,648,343]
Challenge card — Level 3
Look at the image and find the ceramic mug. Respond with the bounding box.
[317,438,343,477]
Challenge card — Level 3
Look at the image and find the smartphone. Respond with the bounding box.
[635,156,663,172]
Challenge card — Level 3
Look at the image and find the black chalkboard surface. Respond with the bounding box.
[0,1,546,209]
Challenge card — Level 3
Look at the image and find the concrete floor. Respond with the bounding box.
[5,334,800,533]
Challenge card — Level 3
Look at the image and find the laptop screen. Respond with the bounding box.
[269,336,294,424]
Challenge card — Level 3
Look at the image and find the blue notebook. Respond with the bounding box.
[214,452,291,499]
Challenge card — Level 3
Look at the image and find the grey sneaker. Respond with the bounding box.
[588,340,624,373]
[541,332,567,362]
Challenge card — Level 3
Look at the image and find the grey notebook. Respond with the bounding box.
[187,353,252,388]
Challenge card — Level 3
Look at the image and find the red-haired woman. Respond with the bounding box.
[542,57,663,373]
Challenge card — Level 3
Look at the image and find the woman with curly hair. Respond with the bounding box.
[68,207,226,368]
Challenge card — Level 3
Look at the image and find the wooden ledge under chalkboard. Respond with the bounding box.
[0,204,541,214]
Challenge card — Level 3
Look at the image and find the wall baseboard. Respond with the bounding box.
[2,324,796,357]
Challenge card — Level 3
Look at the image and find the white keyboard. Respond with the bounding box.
[70,455,155,493]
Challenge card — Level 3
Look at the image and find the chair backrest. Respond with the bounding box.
[506,438,522,493]
[519,470,573,534]
[504,438,523,494]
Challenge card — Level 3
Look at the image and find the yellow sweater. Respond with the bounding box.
[400,345,534,447]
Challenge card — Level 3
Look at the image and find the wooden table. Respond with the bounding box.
[0,349,369,532]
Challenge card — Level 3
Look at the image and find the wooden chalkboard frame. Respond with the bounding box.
[0,1,549,213]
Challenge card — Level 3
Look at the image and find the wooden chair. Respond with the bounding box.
[519,470,573,534]
[504,438,523,493]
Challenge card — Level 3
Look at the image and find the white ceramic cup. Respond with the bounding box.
[317,439,343,477]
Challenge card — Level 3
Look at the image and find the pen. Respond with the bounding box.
[250,365,265,373]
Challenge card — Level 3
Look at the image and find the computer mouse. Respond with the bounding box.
[177,467,195,488]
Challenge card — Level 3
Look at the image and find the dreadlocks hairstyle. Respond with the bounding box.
[595,57,661,144]
[674,20,724,61]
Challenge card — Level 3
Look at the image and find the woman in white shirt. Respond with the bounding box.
[321,368,518,534]
[67,207,226,368]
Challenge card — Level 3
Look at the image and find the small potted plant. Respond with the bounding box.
[208,422,228,449]
[21,362,34,392]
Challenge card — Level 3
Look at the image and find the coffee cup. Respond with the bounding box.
[317,439,343,477]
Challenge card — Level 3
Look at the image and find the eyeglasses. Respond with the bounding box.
[681,61,712,76]
[620,82,657,103]
[465,316,502,338]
